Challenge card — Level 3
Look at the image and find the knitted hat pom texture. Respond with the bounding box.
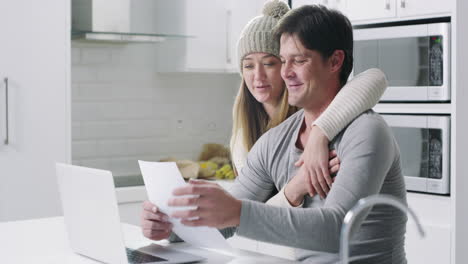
[262,0,289,19]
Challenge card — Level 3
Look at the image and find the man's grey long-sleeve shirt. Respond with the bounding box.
[227,109,407,263]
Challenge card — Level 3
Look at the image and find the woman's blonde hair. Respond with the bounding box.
[231,78,298,157]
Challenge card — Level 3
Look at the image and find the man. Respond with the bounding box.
[141,5,407,263]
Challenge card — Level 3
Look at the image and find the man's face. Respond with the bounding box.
[279,34,333,108]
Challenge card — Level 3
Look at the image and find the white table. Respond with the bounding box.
[0,217,298,263]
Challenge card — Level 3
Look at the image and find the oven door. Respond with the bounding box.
[382,115,450,194]
[354,23,450,102]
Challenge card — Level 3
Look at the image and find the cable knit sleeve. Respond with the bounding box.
[230,130,248,173]
[266,187,304,208]
[313,68,388,140]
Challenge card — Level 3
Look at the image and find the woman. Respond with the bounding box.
[230,0,387,202]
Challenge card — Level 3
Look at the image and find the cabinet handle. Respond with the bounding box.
[400,0,406,8]
[3,77,9,145]
[225,10,232,65]
[385,0,391,10]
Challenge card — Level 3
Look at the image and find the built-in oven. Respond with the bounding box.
[381,114,450,194]
[353,22,450,102]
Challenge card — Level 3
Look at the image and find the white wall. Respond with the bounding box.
[71,42,240,177]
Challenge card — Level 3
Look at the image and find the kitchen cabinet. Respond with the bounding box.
[405,193,451,264]
[407,224,451,263]
[185,0,277,72]
[116,186,147,226]
[397,0,452,18]
[346,0,452,22]
[0,0,70,221]
[348,0,462,262]
[293,0,347,12]
[160,0,284,72]
[225,0,266,71]
[184,0,265,72]
[183,0,229,72]
[346,0,396,21]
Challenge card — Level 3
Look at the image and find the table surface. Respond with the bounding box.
[0,217,298,264]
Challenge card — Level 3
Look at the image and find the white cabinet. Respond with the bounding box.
[397,0,452,18]
[347,0,396,21]
[160,0,280,72]
[155,0,231,72]
[405,193,451,264]
[293,0,347,12]
[117,186,147,226]
[184,0,229,71]
[407,224,451,264]
[292,0,322,8]
[326,0,347,11]
[0,0,70,221]
[185,0,272,72]
[346,0,452,22]
[225,0,266,71]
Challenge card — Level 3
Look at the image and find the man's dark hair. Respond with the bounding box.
[274,5,353,87]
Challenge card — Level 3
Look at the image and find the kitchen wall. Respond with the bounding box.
[71,42,240,177]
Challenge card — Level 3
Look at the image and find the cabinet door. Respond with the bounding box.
[329,0,347,12]
[347,0,397,21]
[406,223,451,264]
[184,0,228,71]
[293,0,346,12]
[293,0,325,8]
[0,0,70,221]
[226,0,265,72]
[397,0,452,18]
[405,193,451,264]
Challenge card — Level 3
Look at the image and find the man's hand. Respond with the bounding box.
[294,125,340,198]
[141,201,173,240]
[168,179,242,229]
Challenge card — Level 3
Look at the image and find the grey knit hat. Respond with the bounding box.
[237,0,290,72]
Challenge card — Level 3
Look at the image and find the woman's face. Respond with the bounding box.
[242,53,284,106]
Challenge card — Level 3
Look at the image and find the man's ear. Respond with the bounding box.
[329,50,345,73]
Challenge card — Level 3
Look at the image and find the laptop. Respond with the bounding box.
[56,163,206,264]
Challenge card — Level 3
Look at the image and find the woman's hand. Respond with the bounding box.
[294,125,340,199]
[141,201,173,240]
[284,165,310,206]
[168,179,242,229]
[285,150,339,204]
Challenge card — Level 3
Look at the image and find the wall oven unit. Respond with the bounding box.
[381,114,450,194]
[354,22,450,102]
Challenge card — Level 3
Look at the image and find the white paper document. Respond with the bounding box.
[138,160,233,253]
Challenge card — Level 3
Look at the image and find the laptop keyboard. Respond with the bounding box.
[126,248,168,263]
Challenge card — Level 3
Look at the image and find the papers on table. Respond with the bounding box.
[138,160,232,253]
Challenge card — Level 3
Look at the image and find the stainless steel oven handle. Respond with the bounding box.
[4,77,9,145]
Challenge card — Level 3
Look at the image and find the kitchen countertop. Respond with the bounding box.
[114,175,145,188]
[0,217,300,263]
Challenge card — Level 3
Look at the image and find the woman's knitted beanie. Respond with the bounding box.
[237,0,290,72]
